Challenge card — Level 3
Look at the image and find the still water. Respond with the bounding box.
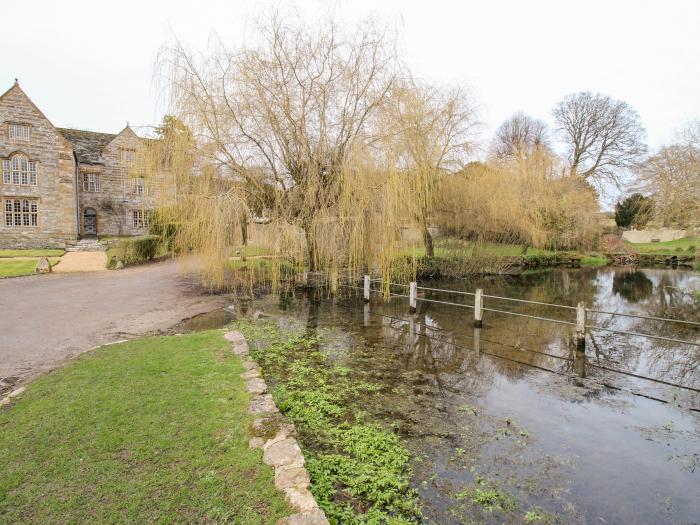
[241,267,699,524]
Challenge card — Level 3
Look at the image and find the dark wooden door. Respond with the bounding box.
[84,211,97,236]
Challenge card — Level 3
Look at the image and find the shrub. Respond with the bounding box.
[687,245,696,253]
[113,235,162,266]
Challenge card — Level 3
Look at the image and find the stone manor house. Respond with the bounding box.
[0,80,157,248]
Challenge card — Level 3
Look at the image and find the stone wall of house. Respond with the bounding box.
[0,84,77,248]
[79,127,158,237]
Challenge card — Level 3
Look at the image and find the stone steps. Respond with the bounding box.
[65,239,106,252]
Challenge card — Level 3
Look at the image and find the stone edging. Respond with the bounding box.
[0,386,26,407]
[224,331,329,525]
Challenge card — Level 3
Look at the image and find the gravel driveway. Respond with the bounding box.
[0,259,229,393]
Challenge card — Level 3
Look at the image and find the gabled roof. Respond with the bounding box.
[57,128,117,164]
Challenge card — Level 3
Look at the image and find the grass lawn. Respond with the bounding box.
[0,249,64,258]
[0,331,291,524]
[624,237,698,255]
[231,245,274,258]
[0,257,61,278]
[396,238,553,258]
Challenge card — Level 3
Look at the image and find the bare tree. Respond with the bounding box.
[637,142,700,227]
[381,78,477,257]
[162,13,397,271]
[489,112,550,161]
[553,92,647,189]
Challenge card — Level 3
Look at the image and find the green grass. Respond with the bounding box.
[231,245,274,258]
[0,258,61,278]
[0,331,291,524]
[0,249,64,258]
[395,239,553,258]
[580,254,608,266]
[624,237,698,255]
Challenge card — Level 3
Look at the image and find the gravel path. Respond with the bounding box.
[0,259,228,392]
[53,252,108,272]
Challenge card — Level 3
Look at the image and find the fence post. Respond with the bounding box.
[409,282,417,313]
[575,302,586,378]
[473,327,481,356]
[363,275,370,302]
[363,302,370,327]
[330,270,338,294]
[474,289,483,328]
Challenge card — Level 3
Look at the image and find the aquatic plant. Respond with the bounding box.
[235,319,422,524]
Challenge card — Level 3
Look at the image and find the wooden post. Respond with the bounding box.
[409,282,417,313]
[473,327,481,356]
[474,288,483,328]
[363,275,370,302]
[330,270,338,294]
[363,302,370,327]
[575,302,586,378]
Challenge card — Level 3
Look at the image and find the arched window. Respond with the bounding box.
[2,153,37,186]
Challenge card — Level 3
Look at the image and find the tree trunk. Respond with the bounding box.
[304,223,318,271]
[422,222,434,258]
[240,215,249,262]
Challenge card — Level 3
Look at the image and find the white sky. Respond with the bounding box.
[3,0,699,153]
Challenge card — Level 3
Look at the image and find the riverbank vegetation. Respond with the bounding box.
[235,319,421,524]
[132,10,697,289]
[0,332,291,524]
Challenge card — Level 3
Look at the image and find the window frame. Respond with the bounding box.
[2,154,38,186]
[4,198,38,227]
[132,209,149,229]
[82,173,100,192]
[8,123,30,142]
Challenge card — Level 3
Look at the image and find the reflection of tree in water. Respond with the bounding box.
[612,270,653,303]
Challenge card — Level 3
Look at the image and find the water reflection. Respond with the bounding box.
[246,267,699,524]
[612,269,654,302]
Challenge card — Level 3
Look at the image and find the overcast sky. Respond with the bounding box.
[3,0,699,154]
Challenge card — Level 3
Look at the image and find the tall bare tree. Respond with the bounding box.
[553,92,647,189]
[381,78,477,256]
[489,112,550,161]
[636,139,700,227]
[162,13,397,271]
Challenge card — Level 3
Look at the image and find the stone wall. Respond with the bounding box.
[79,128,158,237]
[621,229,688,243]
[0,84,78,248]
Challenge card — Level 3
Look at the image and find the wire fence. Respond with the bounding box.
[340,276,700,395]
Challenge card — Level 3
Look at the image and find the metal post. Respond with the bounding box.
[474,288,483,328]
[409,282,417,313]
[575,302,586,378]
[363,275,370,302]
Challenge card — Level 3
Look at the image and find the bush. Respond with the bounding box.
[687,245,696,253]
[111,235,161,267]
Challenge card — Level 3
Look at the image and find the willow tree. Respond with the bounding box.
[160,13,397,274]
[380,78,477,257]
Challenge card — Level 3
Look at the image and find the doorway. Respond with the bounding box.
[83,208,97,236]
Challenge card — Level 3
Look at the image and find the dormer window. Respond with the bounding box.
[120,148,136,165]
[8,123,30,141]
[2,154,37,186]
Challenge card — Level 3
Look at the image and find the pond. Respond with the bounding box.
[238,267,700,524]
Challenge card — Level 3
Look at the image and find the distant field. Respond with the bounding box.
[625,237,697,255]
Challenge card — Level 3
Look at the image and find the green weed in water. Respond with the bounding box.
[234,319,422,524]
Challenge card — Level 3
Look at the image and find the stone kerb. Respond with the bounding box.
[224,330,329,525]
